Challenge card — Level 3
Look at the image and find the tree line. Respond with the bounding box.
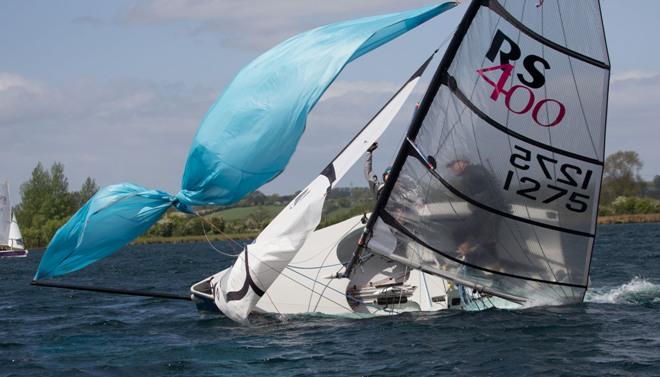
[12,151,660,247]
[599,151,660,215]
[14,162,98,247]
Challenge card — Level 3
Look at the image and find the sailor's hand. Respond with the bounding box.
[457,242,475,255]
[367,142,378,153]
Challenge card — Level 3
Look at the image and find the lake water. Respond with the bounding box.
[1,223,659,376]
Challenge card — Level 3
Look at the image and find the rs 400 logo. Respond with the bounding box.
[477,29,565,128]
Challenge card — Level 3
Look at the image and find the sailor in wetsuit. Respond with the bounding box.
[364,142,391,199]
[446,156,506,269]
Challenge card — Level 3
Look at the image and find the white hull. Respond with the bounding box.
[192,216,476,318]
[0,248,28,258]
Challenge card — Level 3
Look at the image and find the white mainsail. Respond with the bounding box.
[350,0,610,307]
[0,182,12,246]
[9,213,25,250]
[211,55,435,323]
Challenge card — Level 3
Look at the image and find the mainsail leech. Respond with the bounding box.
[349,0,610,306]
[35,3,458,280]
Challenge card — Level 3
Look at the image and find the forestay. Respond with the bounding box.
[212,55,435,323]
[356,0,610,306]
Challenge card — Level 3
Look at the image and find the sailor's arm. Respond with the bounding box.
[364,143,379,195]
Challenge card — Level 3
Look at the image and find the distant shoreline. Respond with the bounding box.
[597,213,660,225]
[132,232,259,245]
[27,214,660,249]
[132,214,660,245]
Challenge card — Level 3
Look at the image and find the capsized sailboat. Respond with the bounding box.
[191,53,461,320]
[33,0,610,323]
[198,0,611,322]
[0,182,28,258]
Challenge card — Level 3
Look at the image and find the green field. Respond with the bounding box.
[206,205,284,222]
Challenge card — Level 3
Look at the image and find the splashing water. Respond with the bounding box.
[585,277,660,305]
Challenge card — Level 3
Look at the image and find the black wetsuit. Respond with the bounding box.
[452,164,506,266]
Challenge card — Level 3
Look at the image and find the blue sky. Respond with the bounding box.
[1,1,658,203]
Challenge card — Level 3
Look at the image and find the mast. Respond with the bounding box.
[345,0,484,276]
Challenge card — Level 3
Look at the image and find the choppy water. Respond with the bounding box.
[1,223,659,376]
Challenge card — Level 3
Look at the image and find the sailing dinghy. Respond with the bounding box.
[1,182,28,258]
[33,0,611,323]
[196,0,611,321]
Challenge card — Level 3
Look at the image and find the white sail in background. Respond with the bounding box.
[212,56,435,323]
[9,213,25,250]
[356,0,610,306]
[0,182,11,246]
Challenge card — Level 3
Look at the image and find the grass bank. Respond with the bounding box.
[597,213,660,225]
[134,231,259,245]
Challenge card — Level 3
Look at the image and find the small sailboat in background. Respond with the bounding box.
[1,182,28,258]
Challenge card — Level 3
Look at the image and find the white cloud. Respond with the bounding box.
[0,69,417,202]
[0,72,216,201]
[611,69,658,83]
[118,0,443,48]
[606,71,660,179]
[319,80,399,102]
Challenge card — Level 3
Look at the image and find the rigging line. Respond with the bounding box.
[198,214,243,258]
[306,220,363,312]
[291,218,362,266]
[225,227,383,313]
[308,250,379,313]
[288,263,345,270]
[195,211,246,249]
[234,244,360,314]
[556,1,601,162]
[246,258,283,317]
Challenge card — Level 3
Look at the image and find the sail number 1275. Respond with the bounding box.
[503,145,593,213]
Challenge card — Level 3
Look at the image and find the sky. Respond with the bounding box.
[1,0,659,204]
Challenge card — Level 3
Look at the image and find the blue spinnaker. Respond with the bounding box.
[35,2,456,280]
[34,184,179,280]
[180,2,456,205]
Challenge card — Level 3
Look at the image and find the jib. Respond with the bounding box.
[485,29,550,89]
